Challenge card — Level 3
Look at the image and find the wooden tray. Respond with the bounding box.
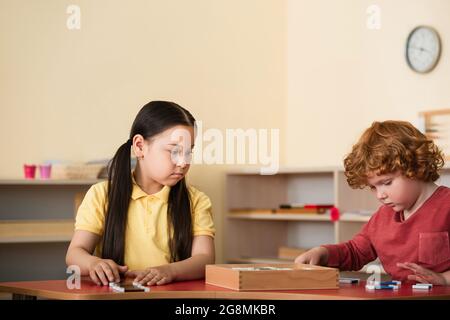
[205,263,339,291]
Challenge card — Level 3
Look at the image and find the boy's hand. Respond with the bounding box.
[294,246,329,266]
[125,264,175,286]
[397,262,448,285]
[88,258,128,285]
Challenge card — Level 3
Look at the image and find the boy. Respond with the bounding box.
[295,121,450,285]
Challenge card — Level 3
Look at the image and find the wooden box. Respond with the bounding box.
[205,263,339,291]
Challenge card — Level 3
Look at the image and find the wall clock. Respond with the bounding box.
[406,26,441,73]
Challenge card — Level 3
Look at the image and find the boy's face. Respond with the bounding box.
[366,171,423,212]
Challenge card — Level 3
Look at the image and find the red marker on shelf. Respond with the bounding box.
[330,207,340,221]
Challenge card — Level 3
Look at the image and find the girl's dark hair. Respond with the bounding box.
[101,101,196,265]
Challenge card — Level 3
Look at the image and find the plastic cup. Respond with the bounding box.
[39,164,52,179]
[24,164,37,179]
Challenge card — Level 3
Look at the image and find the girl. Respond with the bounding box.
[66,101,215,286]
[295,121,450,285]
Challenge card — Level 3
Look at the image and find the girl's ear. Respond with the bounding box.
[132,134,145,159]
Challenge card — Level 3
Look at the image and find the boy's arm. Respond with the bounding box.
[322,221,378,271]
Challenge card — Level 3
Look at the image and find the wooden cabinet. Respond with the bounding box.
[0,179,100,282]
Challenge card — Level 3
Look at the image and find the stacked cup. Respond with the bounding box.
[23,164,52,179]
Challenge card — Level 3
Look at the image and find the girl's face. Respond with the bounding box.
[366,171,423,212]
[135,125,195,187]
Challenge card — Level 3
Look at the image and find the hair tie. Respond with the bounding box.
[127,138,132,146]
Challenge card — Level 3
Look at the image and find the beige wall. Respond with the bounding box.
[286,0,450,167]
[1,0,449,263]
[0,0,287,263]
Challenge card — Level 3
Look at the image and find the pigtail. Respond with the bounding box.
[101,139,133,265]
[167,178,193,262]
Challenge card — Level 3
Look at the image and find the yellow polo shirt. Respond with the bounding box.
[75,179,215,270]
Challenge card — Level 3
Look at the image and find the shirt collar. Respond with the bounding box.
[131,172,170,203]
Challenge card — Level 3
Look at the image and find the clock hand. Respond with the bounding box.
[409,46,430,53]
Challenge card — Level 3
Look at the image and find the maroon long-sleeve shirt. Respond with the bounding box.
[323,186,450,281]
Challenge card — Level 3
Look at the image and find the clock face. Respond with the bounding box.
[406,26,441,73]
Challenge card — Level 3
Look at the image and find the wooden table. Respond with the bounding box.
[1,279,450,300]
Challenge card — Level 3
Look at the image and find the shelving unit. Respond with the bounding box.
[225,166,450,274]
[0,179,101,281]
[0,220,74,243]
[228,212,332,221]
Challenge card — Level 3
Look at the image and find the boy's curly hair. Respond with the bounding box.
[344,120,445,189]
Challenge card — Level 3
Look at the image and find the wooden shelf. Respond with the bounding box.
[228,212,332,222]
[0,180,100,282]
[0,219,74,243]
[0,179,102,186]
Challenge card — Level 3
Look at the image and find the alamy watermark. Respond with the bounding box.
[66,265,81,289]
[366,264,382,284]
[366,4,381,30]
[170,121,280,175]
[66,5,81,30]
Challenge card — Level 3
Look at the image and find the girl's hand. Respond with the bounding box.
[126,265,175,286]
[294,246,329,266]
[397,262,448,285]
[88,258,128,286]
